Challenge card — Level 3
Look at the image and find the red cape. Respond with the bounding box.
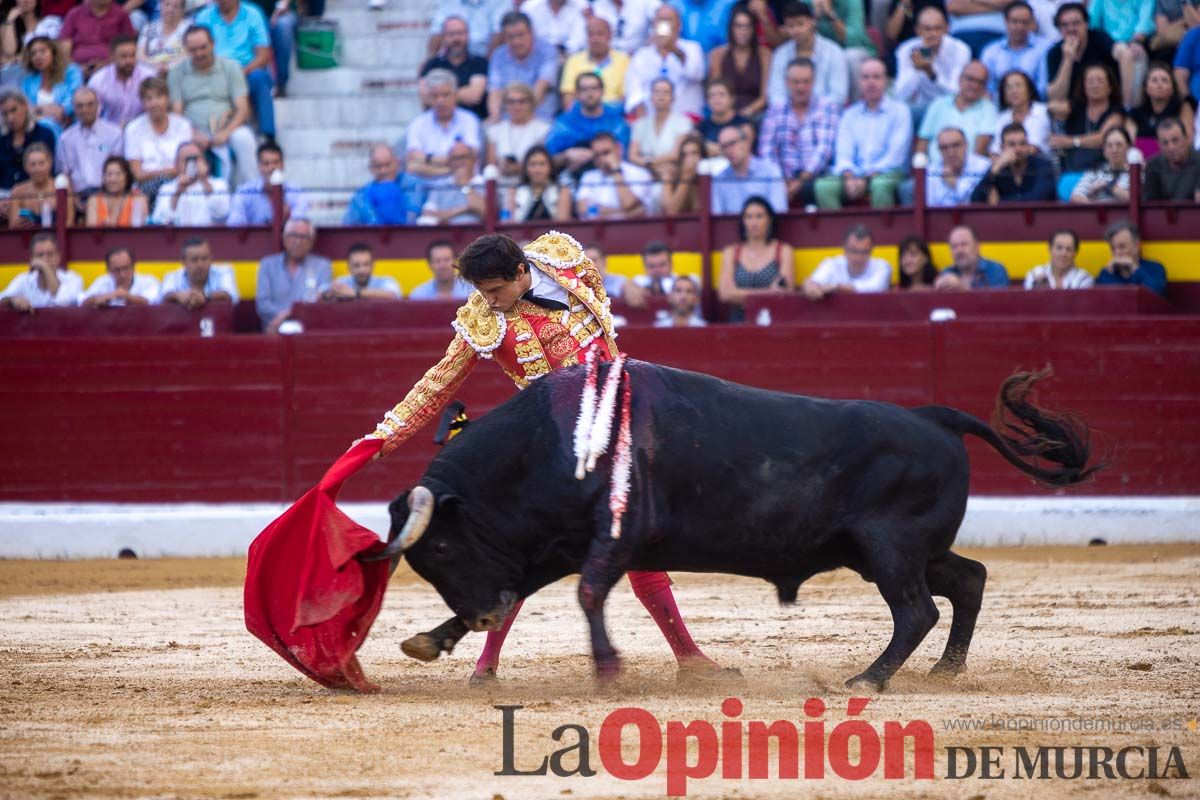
[244,438,390,692]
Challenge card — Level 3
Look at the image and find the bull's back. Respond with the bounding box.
[625,362,970,562]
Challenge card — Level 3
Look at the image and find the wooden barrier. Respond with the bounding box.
[1,315,1197,502]
[744,286,1175,323]
[286,297,671,331]
[0,303,235,338]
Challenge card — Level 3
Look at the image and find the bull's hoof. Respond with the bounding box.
[676,664,745,687]
[929,660,965,678]
[844,672,887,693]
[594,657,623,686]
[400,633,444,662]
[468,667,498,688]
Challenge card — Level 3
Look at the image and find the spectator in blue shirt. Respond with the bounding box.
[1174,25,1200,104]
[344,144,410,225]
[487,11,560,122]
[979,1,1048,97]
[545,72,630,173]
[668,0,741,52]
[1095,219,1168,296]
[408,240,472,300]
[255,217,332,332]
[428,0,510,59]
[325,243,402,301]
[815,57,912,209]
[159,237,239,307]
[935,224,1011,289]
[194,0,275,140]
[227,141,309,226]
[712,124,789,214]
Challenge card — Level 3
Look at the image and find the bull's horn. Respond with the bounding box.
[367,486,435,562]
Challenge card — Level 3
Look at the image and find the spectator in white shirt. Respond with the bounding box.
[1024,228,1095,289]
[624,4,706,117]
[149,140,231,226]
[802,223,892,299]
[574,131,656,218]
[521,0,587,56]
[633,239,678,296]
[124,76,193,203]
[629,76,695,175]
[405,68,483,184]
[590,0,661,53]
[915,125,991,206]
[0,233,85,312]
[485,82,552,182]
[990,68,1052,155]
[893,6,972,120]
[159,237,239,308]
[767,1,851,108]
[80,246,161,307]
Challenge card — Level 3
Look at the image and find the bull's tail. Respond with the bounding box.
[914,367,1107,488]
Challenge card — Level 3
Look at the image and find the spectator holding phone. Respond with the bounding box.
[1095,219,1167,296]
[149,140,230,225]
[893,6,971,120]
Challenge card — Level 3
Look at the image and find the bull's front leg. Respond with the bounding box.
[400,616,470,662]
[578,540,628,684]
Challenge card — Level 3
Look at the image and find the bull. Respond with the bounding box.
[365,361,1102,691]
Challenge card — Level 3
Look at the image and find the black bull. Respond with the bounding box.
[365,360,1102,691]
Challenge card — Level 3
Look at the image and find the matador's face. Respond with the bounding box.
[473,263,533,314]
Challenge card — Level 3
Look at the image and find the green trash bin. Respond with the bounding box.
[296,18,340,69]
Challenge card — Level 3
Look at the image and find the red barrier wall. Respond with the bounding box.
[2,318,1197,502]
[0,337,284,502]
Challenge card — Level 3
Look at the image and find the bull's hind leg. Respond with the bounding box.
[925,551,987,677]
[846,538,940,692]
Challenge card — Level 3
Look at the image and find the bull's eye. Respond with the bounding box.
[434,541,449,556]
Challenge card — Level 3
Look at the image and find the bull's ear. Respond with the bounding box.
[436,492,460,511]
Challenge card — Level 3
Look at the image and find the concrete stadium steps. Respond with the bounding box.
[274,93,420,129]
[284,66,422,97]
[273,0,433,202]
[275,124,401,157]
[282,153,366,184]
[296,189,357,227]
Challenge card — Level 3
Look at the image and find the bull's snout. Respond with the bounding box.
[468,591,519,632]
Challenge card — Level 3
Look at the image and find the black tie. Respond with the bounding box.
[520,290,569,311]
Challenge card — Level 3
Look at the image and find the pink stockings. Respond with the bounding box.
[473,571,715,675]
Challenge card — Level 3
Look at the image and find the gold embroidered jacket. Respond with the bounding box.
[366,231,620,457]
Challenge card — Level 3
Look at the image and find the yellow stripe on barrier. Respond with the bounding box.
[2,241,1198,298]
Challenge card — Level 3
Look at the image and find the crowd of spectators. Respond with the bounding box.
[0,212,1170,332]
[5,0,1200,231]
[379,0,1200,230]
[0,0,1190,328]
[0,0,294,228]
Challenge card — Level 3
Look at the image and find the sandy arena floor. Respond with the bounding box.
[1,545,1198,799]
